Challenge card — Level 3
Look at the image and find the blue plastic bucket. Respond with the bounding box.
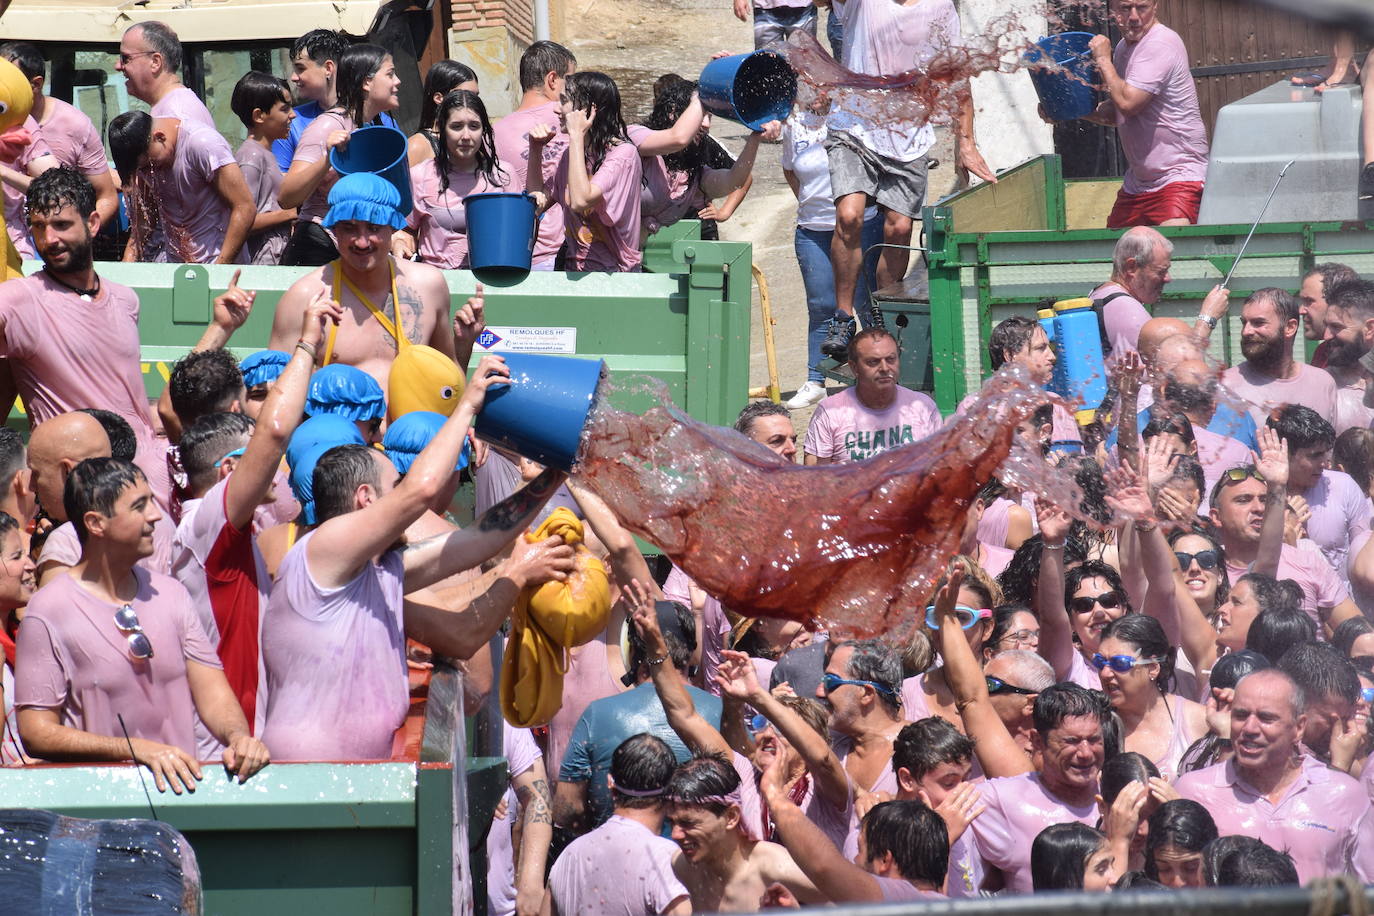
[464,192,538,273]
[698,50,797,130]
[1023,32,1099,122]
[330,124,414,217]
[474,353,606,472]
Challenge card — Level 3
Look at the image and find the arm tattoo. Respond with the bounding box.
[520,777,554,825]
[478,468,562,532]
[393,281,427,345]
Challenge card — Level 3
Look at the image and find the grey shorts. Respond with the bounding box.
[824,131,927,220]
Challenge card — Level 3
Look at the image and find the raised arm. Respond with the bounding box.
[699,124,777,199]
[278,127,349,210]
[1088,34,1155,117]
[1034,499,1077,680]
[566,479,658,593]
[630,93,705,156]
[1252,426,1289,579]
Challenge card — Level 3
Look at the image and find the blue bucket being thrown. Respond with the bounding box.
[1023,32,1099,122]
[464,191,538,275]
[330,124,414,217]
[698,50,797,130]
[474,353,606,473]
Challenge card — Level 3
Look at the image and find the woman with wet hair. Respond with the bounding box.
[408,59,480,166]
[1031,823,1120,892]
[902,556,1000,727]
[1144,799,1218,888]
[1097,752,1174,874]
[1334,615,1374,663]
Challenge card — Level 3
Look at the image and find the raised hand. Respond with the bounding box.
[1035,497,1072,545]
[527,123,554,148]
[1101,779,1148,847]
[715,648,765,703]
[458,354,511,412]
[1285,495,1311,546]
[921,781,986,844]
[565,106,595,138]
[213,268,256,335]
[1112,350,1144,397]
[625,577,668,659]
[299,286,343,352]
[1143,435,1179,492]
[452,283,486,348]
[1104,462,1155,522]
[1255,426,1289,490]
[930,563,966,629]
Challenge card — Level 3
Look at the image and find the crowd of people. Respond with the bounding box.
[0,0,1370,914]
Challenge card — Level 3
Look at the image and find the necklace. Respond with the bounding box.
[45,269,100,301]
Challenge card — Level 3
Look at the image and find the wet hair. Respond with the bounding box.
[988,316,1041,371]
[0,41,44,81]
[997,533,1090,605]
[627,600,695,671]
[1277,640,1360,708]
[1068,457,1113,526]
[1162,374,1216,415]
[645,76,707,191]
[1246,607,1316,665]
[893,718,973,784]
[862,801,948,886]
[518,40,576,93]
[564,71,628,172]
[827,638,903,715]
[108,110,153,188]
[1115,871,1166,890]
[1209,648,1269,690]
[1144,800,1218,881]
[336,43,391,127]
[1142,412,1195,448]
[1064,560,1133,617]
[1033,682,1107,737]
[1267,404,1335,453]
[847,326,898,368]
[734,401,790,439]
[1031,822,1106,891]
[432,89,506,192]
[1236,571,1285,616]
[25,166,96,220]
[1101,703,1123,760]
[419,60,479,130]
[179,412,254,492]
[1165,455,1206,503]
[1333,616,1374,660]
[1276,578,1305,611]
[1099,751,1159,806]
[292,29,347,66]
[0,427,24,493]
[1166,527,1229,604]
[945,555,1002,610]
[65,457,146,544]
[1245,287,1300,324]
[1112,228,1171,276]
[312,444,383,524]
[231,70,291,129]
[1333,427,1374,495]
[1100,614,1174,693]
[1306,262,1359,300]
[1203,836,1262,886]
[610,733,676,809]
[133,21,183,74]
[168,349,244,428]
[1327,277,1374,323]
[986,603,1032,653]
[665,753,739,817]
[1212,838,1299,887]
[76,409,136,462]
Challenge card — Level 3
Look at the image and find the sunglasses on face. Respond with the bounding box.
[1069,591,1123,616]
[747,713,770,734]
[820,672,898,700]
[1361,687,1374,705]
[924,604,993,631]
[1174,549,1219,571]
[114,603,154,660]
[1090,652,1165,673]
[986,675,1037,696]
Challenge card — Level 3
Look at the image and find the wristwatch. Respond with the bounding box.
[1196,313,1218,330]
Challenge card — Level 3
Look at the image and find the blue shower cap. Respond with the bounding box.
[323,172,405,230]
[286,415,367,524]
[306,364,386,422]
[239,349,291,388]
[382,410,470,476]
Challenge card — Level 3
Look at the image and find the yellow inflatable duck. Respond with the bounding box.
[0,57,34,282]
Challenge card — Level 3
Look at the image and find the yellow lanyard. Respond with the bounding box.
[322,259,409,365]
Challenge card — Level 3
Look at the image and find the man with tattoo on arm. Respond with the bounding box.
[260,354,576,760]
[488,722,554,916]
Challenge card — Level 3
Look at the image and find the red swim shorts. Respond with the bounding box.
[1107,180,1204,229]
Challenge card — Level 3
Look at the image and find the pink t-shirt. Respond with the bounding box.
[809,732,899,859]
[151,120,239,264]
[1176,756,1374,884]
[235,139,290,266]
[1299,470,1372,579]
[1349,531,1374,615]
[969,772,1100,894]
[38,97,108,178]
[544,634,621,780]
[260,530,408,761]
[150,86,215,127]
[293,110,353,225]
[487,722,543,916]
[1334,377,1374,436]
[38,514,174,579]
[876,877,945,901]
[980,542,1014,579]
[1193,425,1253,508]
[663,563,731,694]
[1222,361,1338,426]
[407,159,517,268]
[804,386,943,463]
[1225,542,1348,628]
[628,125,707,236]
[1113,24,1209,195]
[14,568,221,758]
[1067,650,1102,691]
[548,140,643,273]
[1091,282,1152,370]
[2,116,52,259]
[547,814,688,916]
[493,101,568,269]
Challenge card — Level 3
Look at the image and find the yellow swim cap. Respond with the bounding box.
[388,345,464,421]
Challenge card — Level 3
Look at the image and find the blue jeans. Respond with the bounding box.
[795,216,881,381]
[826,7,843,59]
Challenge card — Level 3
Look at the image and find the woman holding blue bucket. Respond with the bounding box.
[527,72,643,272]
[279,43,402,266]
[393,90,517,268]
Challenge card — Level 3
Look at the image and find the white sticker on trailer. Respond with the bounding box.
[476,326,577,353]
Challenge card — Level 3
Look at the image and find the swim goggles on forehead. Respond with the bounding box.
[1090,653,1165,673]
[924,604,993,630]
[820,672,899,700]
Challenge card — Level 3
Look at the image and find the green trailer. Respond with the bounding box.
[915,154,1374,413]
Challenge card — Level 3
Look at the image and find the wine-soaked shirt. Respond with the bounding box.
[150,87,215,127]
[407,159,517,268]
[1225,542,1348,629]
[1223,361,1338,426]
[547,140,642,272]
[876,877,945,901]
[969,772,1099,894]
[548,814,689,916]
[1176,756,1374,884]
[293,109,354,225]
[2,117,52,259]
[807,732,899,859]
[804,386,943,463]
[14,569,221,758]
[235,139,290,266]
[39,97,109,178]
[493,101,568,269]
[1298,469,1372,580]
[1112,24,1209,195]
[153,119,239,264]
[260,530,408,761]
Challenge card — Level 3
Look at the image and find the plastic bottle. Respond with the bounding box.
[1041,297,1107,426]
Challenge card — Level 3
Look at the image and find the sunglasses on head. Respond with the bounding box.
[1222,467,1265,485]
[1090,652,1165,673]
[1068,591,1123,616]
[820,672,898,700]
[1174,549,1219,571]
[114,603,154,660]
[986,675,1037,697]
[924,604,993,631]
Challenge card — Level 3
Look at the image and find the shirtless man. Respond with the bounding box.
[267,172,470,394]
[665,754,825,912]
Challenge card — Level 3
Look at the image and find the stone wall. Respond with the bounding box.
[449,0,536,116]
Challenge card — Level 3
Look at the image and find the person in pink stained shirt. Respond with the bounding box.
[0,113,56,261]
[394,90,517,269]
[116,22,214,128]
[890,717,986,898]
[15,457,269,793]
[968,684,1107,894]
[108,111,254,265]
[1078,0,1208,227]
[485,723,552,916]
[1224,289,1338,425]
[527,71,642,273]
[1176,668,1374,884]
[546,733,691,916]
[804,328,942,465]
[493,41,577,270]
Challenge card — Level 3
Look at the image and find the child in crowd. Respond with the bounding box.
[231,71,297,266]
